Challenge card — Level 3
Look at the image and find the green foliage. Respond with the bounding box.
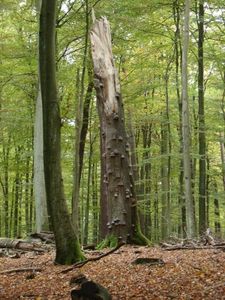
[0,0,225,241]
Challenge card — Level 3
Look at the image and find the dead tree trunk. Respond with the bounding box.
[90,17,148,245]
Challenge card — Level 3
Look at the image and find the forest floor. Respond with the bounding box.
[0,245,225,299]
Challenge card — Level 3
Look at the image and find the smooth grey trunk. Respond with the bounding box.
[34,0,49,233]
[173,0,186,237]
[212,182,221,237]
[34,84,49,233]
[181,0,196,238]
[219,132,225,191]
[72,69,82,233]
[198,0,207,235]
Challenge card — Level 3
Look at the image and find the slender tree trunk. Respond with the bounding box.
[72,0,91,232]
[173,1,186,237]
[90,18,148,245]
[25,152,30,234]
[72,68,82,232]
[29,168,34,233]
[160,116,169,239]
[39,0,83,264]
[182,0,196,238]
[83,128,94,245]
[0,138,10,237]
[34,0,49,233]
[219,132,225,192]
[92,162,99,244]
[140,123,152,238]
[198,0,207,235]
[213,182,221,237]
[13,146,22,238]
[154,181,159,242]
[78,65,94,183]
[34,84,49,233]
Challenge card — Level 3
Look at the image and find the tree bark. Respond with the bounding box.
[72,0,90,232]
[173,0,186,238]
[213,182,221,237]
[34,0,49,233]
[182,0,196,238]
[34,83,49,233]
[39,0,83,264]
[90,17,148,245]
[198,0,207,235]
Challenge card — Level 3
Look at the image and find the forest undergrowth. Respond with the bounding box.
[0,245,225,299]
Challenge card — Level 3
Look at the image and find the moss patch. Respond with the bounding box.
[97,234,118,249]
[131,224,151,246]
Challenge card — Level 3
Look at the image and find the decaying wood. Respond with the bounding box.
[90,17,120,117]
[61,242,125,274]
[0,238,47,253]
[0,267,42,275]
[90,17,146,244]
[162,243,225,251]
[30,232,55,243]
[161,231,224,251]
[132,257,165,266]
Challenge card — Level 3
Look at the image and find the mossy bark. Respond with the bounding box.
[39,0,84,265]
[97,234,118,249]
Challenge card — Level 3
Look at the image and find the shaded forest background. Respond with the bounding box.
[0,0,225,244]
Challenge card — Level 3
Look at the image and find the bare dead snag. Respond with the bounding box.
[90,17,148,245]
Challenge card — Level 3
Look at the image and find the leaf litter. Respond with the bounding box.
[0,245,224,299]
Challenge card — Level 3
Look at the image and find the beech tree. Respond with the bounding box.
[197,0,207,234]
[181,0,196,238]
[34,0,49,233]
[90,17,148,246]
[39,0,83,264]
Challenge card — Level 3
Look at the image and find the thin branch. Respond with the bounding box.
[0,267,42,275]
[60,242,125,274]
[56,0,78,27]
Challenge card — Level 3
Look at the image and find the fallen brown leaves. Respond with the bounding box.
[0,245,224,299]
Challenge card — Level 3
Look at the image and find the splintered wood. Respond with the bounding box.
[90,17,120,116]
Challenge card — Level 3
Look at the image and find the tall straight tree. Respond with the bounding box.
[39,0,83,264]
[90,17,148,246]
[72,0,90,231]
[197,0,207,234]
[34,0,49,233]
[181,0,196,238]
[173,0,186,237]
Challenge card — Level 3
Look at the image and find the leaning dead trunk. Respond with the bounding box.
[90,17,148,245]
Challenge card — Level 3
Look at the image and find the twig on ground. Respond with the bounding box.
[0,267,42,274]
[61,242,125,274]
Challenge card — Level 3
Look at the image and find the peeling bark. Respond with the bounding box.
[90,18,148,245]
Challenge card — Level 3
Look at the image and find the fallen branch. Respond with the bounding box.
[0,267,42,274]
[61,242,125,274]
[162,242,225,251]
[162,245,214,251]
